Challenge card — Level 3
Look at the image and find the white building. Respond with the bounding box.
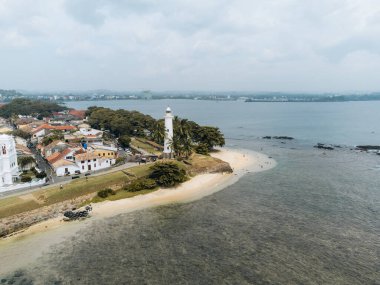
[163,107,174,158]
[74,152,115,174]
[79,127,103,137]
[0,134,19,187]
[52,160,81,176]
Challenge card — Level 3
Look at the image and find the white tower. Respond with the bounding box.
[0,134,19,187]
[163,107,174,158]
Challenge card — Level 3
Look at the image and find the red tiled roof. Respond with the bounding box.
[68,109,86,119]
[46,152,60,163]
[47,148,72,164]
[31,126,45,134]
[74,152,101,161]
[74,148,86,155]
[32,124,77,133]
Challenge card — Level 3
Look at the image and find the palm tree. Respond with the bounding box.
[172,117,193,159]
[151,120,165,145]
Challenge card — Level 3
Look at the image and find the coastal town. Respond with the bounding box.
[0,107,135,193]
[0,98,230,238]
[1,1,379,283]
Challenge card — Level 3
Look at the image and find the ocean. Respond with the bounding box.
[1,100,379,284]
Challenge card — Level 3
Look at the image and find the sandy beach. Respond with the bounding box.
[0,148,276,276]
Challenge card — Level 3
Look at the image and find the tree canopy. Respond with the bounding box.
[118,135,131,148]
[149,162,187,187]
[18,156,36,168]
[86,107,156,137]
[0,98,66,118]
[85,106,225,158]
[150,116,225,158]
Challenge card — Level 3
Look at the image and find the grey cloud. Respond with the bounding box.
[320,36,380,62]
[0,0,380,92]
[64,0,107,26]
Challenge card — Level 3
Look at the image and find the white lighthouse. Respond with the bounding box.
[0,134,19,188]
[163,107,174,158]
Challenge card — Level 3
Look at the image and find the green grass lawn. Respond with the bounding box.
[40,171,132,205]
[0,170,132,219]
[131,138,161,155]
[0,196,23,208]
[0,199,41,219]
[88,188,158,204]
[0,153,225,220]
[127,163,153,177]
[0,164,156,219]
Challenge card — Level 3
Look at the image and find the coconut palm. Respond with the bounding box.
[173,117,193,158]
[151,120,165,145]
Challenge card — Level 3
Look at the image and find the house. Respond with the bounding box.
[84,135,104,145]
[30,124,77,143]
[47,109,86,126]
[16,119,45,132]
[52,159,80,176]
[68,109,86,120]
[42,124,77,132]
[79,127,103,137]
[74,152,115,173]
[78,123,91,129]
[42,141,69,158]
[64,127,103,145]
[47,148,76,165]
[89,144,117,159]
[30,128,48,143]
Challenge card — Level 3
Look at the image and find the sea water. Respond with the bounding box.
[1,100,379,284]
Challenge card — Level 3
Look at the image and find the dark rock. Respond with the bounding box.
[262,136,294,140]
[314,143,334,150]
[273,136,294,140]
[356,145,380,151]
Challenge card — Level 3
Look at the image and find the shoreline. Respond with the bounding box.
[0,148,276,276]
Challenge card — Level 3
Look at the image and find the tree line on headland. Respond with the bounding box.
[0,99,225,158]
[86,106,225,157]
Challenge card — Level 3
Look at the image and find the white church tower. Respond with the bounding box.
[0,134,19,187]
[163,107,174,159]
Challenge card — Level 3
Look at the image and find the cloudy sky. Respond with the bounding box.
[0,0,379,92]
